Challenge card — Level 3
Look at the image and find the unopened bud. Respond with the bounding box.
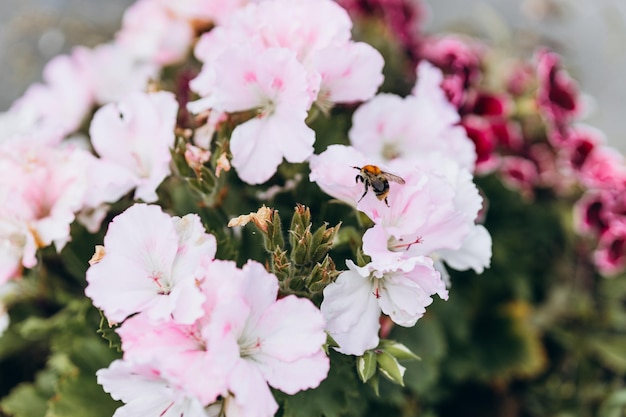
[215,152,231,178]
[357,350,377,383]
[376,351,406,386]
[184,143,211,176]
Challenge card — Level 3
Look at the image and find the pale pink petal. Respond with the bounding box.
[311,41,384,104]
[226,360,278,417]
[438,224,492,273]
[90,91,178,202]
[321,262,381,355]
[308,144,370,205]
[259,350,329,395]
[253,295,326,362]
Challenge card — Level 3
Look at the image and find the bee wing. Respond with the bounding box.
[381,172,406,184]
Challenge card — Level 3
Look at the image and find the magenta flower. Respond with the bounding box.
[594,220,626,276]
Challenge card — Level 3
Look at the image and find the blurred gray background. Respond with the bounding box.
[1,0,625,150]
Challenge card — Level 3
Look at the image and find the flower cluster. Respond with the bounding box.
[87,204,328,417]
[5,0,626,416]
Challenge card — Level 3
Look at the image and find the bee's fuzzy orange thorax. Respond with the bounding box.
[361,165,382,175]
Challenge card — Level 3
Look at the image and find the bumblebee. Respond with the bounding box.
[352,165,406,206]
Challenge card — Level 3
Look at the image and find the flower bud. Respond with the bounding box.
[357,350,377,383]
[376,350,406,387]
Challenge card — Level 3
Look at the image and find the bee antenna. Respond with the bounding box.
[351,166,360,170]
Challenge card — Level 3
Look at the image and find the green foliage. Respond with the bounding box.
[277,353,368,417]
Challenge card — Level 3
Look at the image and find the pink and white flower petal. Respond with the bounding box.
[90,91,178,202]
[321,261,381,355]
[97,360,209,417]
[437,224,492,274]
[311,41,384,104]
[258,350,330,395]
[85,204,212,324]
[308,144,371,205]
[83,43,159,105]
[224,360,279,417]
[230,114,314,185]
[116,0,194,65]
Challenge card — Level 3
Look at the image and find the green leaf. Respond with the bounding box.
[1,383,50,417]
[96,311,122,353]
[598,389,626,417]
[46,373,121,417]
[356,351,377,383]
[587,336,626,374]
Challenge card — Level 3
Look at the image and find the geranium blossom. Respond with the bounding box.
[116,0,194,65]
[322,258,445,356]
[0,143,90,283]
[193,45,316,184]
[308,144,371,206]
[6,48,94,143]
[358,161,491,274]
[89,91,178,202]
[97,360,209,417]
[85,204,216,324]
[115,259,329,416]
[349,61,476,171]
[83,43,159,105]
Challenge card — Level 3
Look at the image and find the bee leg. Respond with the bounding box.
[384,197,390,207]
[357,181,369,202]
[355,175,363,184]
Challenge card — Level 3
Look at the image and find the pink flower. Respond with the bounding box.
[460,115,498,172]
[573,190,613,236]
[308,145,371,206]
[116,259,329,416]
[336,0,425,61]
[157,0,250,26]
[5,47,94,143]
[535,48,581,126]
[0,143,89,283]
[194,45,315,184]
[594,220,626,276]
[97,360,209,417]
[116,0,194,65]
[419,35,485,107]
[359,162,490,273]
[89,91,178,202]
[82,43,159,105]
[85,204,216,324]
[350,62,476,171]
[498,156,539,199]
[321,257,445,356]
[309,41,384,105]
[577,145,626,190]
